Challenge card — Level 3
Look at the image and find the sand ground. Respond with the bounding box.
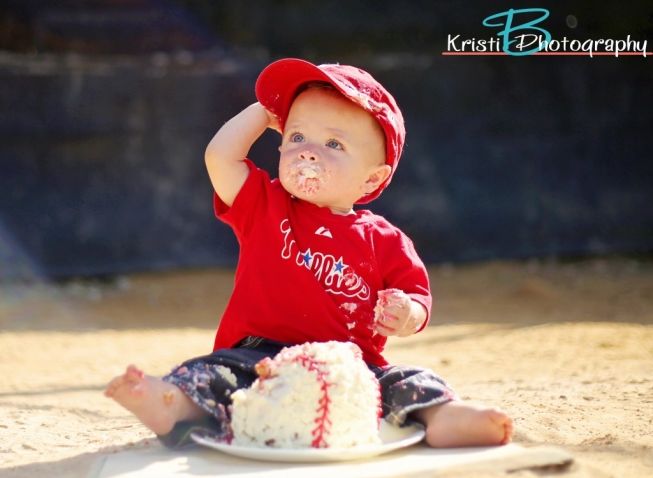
[1,258,652,477]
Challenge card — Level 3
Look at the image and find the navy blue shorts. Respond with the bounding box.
[159,337,457,448]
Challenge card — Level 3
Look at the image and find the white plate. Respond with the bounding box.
[190,421,425,463]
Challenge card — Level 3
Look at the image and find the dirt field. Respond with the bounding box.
[1,258,652,477]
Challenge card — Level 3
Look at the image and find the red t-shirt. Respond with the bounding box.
[212,160,431,366]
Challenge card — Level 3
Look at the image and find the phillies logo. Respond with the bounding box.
[280,219,370,300]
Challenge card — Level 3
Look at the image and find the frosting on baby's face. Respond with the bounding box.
[278,88,389,214]
[286,154,330,196]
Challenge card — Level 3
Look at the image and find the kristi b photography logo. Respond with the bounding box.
[443,8,650,57]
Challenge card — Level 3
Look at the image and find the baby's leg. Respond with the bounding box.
[104,364,207,436]
[414,400,513,448]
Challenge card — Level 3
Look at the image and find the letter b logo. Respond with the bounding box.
[483,8,552,56]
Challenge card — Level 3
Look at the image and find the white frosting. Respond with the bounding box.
[300,167,319,179]
[230,341,382,448]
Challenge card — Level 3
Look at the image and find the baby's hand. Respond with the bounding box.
[373,289,424,337]
[261,105,281,133]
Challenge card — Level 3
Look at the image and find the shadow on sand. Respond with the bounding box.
[1,438,153,478]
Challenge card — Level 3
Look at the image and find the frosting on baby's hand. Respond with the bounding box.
[373,288,412,337]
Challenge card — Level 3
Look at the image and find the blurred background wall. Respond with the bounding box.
[0,0,651,279]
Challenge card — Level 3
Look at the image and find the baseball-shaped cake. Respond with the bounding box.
[230,341,382,448]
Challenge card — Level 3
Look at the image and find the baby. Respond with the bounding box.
[105,58,513,448]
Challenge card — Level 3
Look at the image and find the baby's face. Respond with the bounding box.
[278,87,389,213]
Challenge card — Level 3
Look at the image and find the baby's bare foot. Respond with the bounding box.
[104,364,202,435]
[418,401,513,448]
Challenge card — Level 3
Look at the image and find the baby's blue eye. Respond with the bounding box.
[326,139,343,150]
[290,133,304,143]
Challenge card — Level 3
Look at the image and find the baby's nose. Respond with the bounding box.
[299,150,318,161]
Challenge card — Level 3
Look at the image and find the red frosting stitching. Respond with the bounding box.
[292,354,332,448]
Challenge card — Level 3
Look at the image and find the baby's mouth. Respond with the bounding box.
[291,163,324,195]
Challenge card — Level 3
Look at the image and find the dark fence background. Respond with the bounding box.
[1,1,652,279]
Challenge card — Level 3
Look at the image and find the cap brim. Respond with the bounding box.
[256,58,339,129]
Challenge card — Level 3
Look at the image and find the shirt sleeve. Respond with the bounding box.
[376,226,432,332]
[213,159,271,243]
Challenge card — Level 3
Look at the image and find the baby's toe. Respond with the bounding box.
[104,376,125,397]
[125,365,145,382]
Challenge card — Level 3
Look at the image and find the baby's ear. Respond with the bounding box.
[363,165,391,193]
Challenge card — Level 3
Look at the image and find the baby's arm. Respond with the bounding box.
[373,289,428,337]
[205,102,277,206]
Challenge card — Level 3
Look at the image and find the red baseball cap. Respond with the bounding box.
[255,58,405,204]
